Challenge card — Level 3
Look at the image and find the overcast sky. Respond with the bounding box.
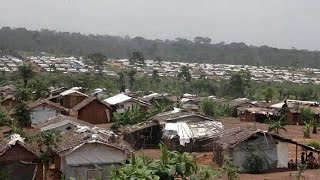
[1,0,319,50]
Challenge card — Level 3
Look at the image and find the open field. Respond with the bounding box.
[136,117,320,180]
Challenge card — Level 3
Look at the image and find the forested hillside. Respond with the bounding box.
[1,27,320,67]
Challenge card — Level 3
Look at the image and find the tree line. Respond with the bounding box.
[1,27,320,67]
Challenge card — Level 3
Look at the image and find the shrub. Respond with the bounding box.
[0,169,10,180]
[243,151,266,173]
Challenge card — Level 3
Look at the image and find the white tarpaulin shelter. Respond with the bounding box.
[163,120,223,146]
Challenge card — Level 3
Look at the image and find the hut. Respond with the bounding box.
[52,125,132,180]
[238,107,278,123]
[27,99,68,126]
[0,134,42,180]
[270,100,320,125]
[180,98,199,111]
[70,97,113,124]
[48,89,88,109]
[213,128,320,172]
[124,110,223,151]
[104,93,151,113]
[0,95,18,111]
[34,115,93,133]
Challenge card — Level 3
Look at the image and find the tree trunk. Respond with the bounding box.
[304,128,310,138]
[312,125,317,134]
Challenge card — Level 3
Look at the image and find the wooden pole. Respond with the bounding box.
[296,144,298,165]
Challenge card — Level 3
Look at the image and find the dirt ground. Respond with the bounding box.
[135,118,320,180]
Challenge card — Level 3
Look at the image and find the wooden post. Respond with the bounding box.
[295,144,298,165]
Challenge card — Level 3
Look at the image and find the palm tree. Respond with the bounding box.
[268,118,287,135]
[14,103,30,127]
[110,143,199,180]
[304,120,312,138]
[200,98,215,117]
[222,156,240,180]
[111,105,149,131]
[17,64,34,87]
[300,108,317,135]
[118,72,126,92]
[177,66,191,82]
[172,151,197,179]
[151,101,173,115]
[86,52,107,75]
[127,69,136,90]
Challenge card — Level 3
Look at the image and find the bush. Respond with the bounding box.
[200,98,233,117]
[243,151,266,173]
[0,169,10,180]
[305,141,320,149]
[0,107,9,126]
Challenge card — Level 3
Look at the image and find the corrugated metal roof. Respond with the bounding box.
[104,94,132,105]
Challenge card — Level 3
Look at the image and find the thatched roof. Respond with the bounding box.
[72,96,112,111]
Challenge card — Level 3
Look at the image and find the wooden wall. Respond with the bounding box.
[0,144,43,180]
[78,100,111,124]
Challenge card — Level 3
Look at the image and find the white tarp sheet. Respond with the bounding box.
[164,122,193,146]
[277,141,288,168]
[164,120,223,146]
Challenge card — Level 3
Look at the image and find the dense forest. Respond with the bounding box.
[1,27,320,68]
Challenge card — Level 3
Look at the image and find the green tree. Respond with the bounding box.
[228,74,244,98]
[264,88,273,103]
[151,70,160,83]
[0,169,10,180]
[111,105,149,131]
[86,52,107,74]
[17,63,34,87]
[15,85,32,102]
[194,37,212,44]
[300,108,316,136]
[130,51,145,66]
[238,70,251,88]
[35,130,60,179]
[190,166,220,180]
[151,100,173,115]
[118,72,126,92]
[200,98,215,117]
[127,69,136,90]
[155,56,162,65]
[268,118,287,134]
[110,155,160,180]
[221,156,239,180]
[110,143,197,180]
[243,151,266,173]
[29,78,49,100]
[0,107,9,126]
[177,66,191,82]
[13,103,30,127]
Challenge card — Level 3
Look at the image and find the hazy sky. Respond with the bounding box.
[1,0,319,50]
